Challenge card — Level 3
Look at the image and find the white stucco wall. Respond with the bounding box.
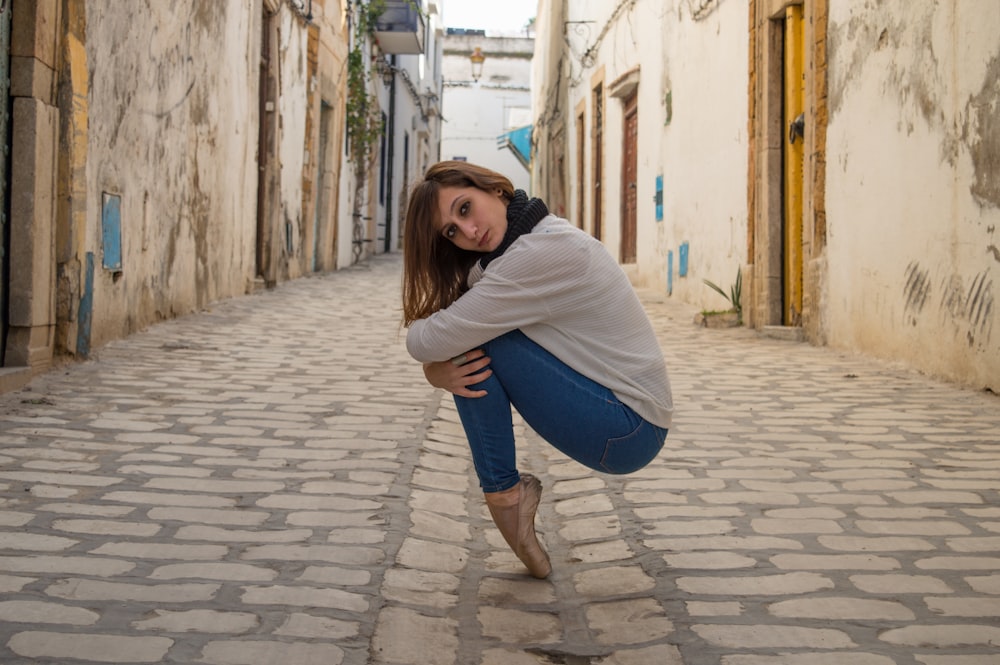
[657,0,748,304]
[86,2,259,345]
[335,149,356,270]
[374,59,427,254]
[825,0,1000,389]
[440,34,532,192]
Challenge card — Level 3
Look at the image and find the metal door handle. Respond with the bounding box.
[789,113,805,144]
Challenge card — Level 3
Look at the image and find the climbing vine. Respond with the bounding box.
[345,0,385,166]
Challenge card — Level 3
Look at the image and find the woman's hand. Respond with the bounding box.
[423,349,492,398]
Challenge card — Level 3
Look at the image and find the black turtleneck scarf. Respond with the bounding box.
[479,190,549,269]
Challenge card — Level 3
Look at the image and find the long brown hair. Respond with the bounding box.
[401,161,514,325]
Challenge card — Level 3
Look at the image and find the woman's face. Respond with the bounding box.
[434,185,508,252]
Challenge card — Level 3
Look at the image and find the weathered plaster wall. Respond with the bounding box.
[275,9,310,281]
[82,1,259,348]
[655,0,748,302]
[825,0,1000,390]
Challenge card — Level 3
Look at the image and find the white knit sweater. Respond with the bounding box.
[406,214,673,428]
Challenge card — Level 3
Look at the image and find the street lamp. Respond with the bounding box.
[470,46,485,82]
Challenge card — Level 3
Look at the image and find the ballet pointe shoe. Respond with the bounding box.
[484,474,551,579]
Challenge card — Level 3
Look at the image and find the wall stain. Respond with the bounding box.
[142,5,196,119]
[967,55,1000,208]
[829,3,999,189]
[938,269,994,348]
[903,261,931,319]
[827,5,940,125]
[192,0,225,36]
[906,261,994,347]
[965,271,993,331]
[941,273,966,320]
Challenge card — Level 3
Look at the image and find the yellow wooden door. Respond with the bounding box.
[783,5,805,326]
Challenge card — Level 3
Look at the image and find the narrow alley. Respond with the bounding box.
[0,254,998,665]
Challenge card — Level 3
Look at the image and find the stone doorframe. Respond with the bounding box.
[1,0,62,391]
[746,0,829,343]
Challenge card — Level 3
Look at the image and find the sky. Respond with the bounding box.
[442,0,537,34]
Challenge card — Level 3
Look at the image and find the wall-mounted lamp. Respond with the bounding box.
[470,46,485,82]
[375,58,395,87]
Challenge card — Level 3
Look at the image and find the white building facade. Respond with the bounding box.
[531,0,1000,393]
[440,30,534,193]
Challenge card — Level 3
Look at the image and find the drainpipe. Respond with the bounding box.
[384,55,396,253]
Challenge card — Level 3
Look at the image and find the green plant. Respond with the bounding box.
[345,0,386,165]
[703,267,742,317]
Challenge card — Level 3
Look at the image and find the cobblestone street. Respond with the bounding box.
[1,253,998,665]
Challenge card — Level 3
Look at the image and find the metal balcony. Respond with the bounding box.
[374,1,425,55]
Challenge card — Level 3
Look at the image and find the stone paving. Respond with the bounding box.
[1,253,999,665]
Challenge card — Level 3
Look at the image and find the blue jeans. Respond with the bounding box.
[454,330,668,493]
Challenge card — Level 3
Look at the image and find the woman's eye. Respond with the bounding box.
[459,201,470,216]
[445,225,456,239]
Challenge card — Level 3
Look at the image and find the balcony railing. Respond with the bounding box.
[374,1,425,55]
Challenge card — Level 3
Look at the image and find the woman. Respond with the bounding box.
[402,161,672,579]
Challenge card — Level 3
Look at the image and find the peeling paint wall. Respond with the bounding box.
[3,0,359,381]
[80,1,260,348]
[825,0,1000,390]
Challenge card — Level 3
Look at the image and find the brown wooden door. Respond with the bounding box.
[621,91,638,263]
[592,84,603,240]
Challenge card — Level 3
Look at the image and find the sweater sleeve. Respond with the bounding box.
[405,224,586,362]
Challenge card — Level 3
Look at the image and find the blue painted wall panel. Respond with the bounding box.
[77,252,94,358]
[102,193,122,271]
[667,250,673,295]
[655,175,663,221]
